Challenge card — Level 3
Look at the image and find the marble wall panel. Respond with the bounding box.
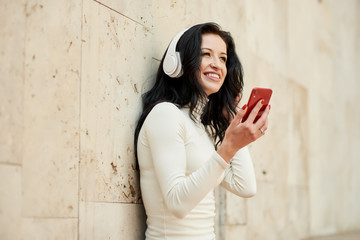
[79,201,146,240]
[287,0,318,88]
[246,182,289,240]
[325,0,359,234]
[307,2,360,236]
[226,191,247,225]
[332,0,360,101]
[288,81,309,187]
[80,0,154,203]
[182,0,248,66]
[244,0,288,76]
[182,0,246,29]
[311,0,335,102]
[149,0,188,61]
[225,225,246,240]
[288,186,309,240]
[21,218,78,240]
[94,0,153,29]
[0,165,21,240]
[307,91,327,236]
[310,92,360,236]
[244,54,290,185]
[0,0,25,164]
[214,187,226,240]
[22,0,81,217]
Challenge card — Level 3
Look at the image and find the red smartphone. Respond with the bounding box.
[241,88,272,123]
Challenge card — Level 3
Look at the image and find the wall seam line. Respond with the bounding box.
[92,0,149,30]
[21,0,29,221]
[78,200,144,205]
[77,0,84,239]
[0,162,22,166]
[22,217,79,219]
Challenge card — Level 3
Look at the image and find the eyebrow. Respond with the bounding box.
[201,48,227,55]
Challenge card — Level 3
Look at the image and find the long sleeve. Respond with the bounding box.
[142,103,229,218]
[220,146,257,197]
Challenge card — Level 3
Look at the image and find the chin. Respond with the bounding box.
[205,88,221,96]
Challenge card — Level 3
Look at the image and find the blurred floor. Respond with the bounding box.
[303,231,360,240]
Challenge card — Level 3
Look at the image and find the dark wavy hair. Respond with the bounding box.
[134,22,244,161]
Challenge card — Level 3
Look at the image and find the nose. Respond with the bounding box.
[210,56,221,68]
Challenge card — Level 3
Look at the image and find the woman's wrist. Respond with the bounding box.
[216,141,237,163]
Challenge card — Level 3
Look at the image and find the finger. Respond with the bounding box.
[231,104,247,126]
[258,118,268,135]
[246,99,264,123]
[255,104,270,129]
[263,118,269,131]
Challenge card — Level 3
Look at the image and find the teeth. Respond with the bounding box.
[206,73,219,79]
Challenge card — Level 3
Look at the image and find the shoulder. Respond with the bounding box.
[143,102,186,139]
[151,102,181,114]
[144,102,184,128]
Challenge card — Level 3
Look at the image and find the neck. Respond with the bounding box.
[192,96,208,124]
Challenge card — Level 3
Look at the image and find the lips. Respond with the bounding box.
[204,72,221,81]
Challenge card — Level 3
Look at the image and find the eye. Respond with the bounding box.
[220,56,227,62]
[201,51,211,57]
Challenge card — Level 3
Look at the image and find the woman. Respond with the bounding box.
[134,22,270,239]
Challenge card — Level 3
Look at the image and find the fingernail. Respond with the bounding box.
[242,104,247,110]
[261,100,265,104]
[269,105,271,110]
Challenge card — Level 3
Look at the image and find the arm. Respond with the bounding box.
[144,103,229,218]
[216,98,271,197]
[220,146,256,197]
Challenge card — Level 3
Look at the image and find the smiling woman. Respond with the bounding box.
[197,33,228,96]
[134,22,271,239]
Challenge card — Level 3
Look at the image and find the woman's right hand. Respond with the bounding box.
[217,100,271,163]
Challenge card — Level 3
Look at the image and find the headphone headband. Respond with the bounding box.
[163,28,189,78]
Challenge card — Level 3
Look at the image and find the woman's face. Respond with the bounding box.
[197,33,227,96]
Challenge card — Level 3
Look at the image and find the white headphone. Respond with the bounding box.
[163,28,189,78]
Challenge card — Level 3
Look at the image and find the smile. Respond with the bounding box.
[205,73,220,79]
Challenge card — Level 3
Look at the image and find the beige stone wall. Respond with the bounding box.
[0,0,359,239]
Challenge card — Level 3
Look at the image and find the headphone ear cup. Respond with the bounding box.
[163,55,177,76]
[171,52,183,78]
[163,28,189,78]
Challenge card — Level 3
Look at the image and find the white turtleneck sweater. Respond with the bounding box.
[137,102,256,240]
